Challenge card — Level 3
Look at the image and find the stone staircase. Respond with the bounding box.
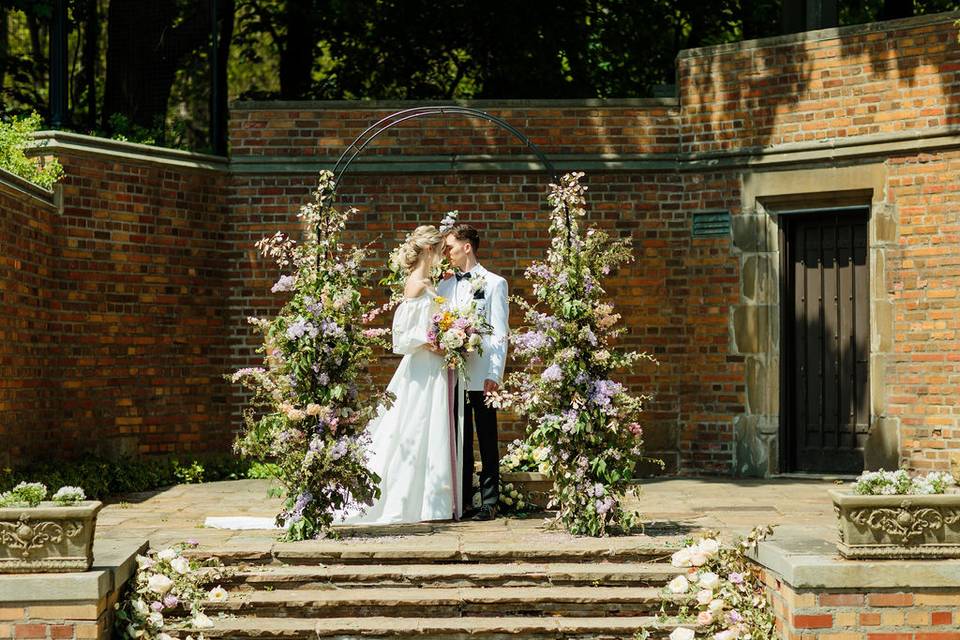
[182,530,691,640]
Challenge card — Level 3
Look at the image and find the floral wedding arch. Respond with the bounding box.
[231,107,654,540]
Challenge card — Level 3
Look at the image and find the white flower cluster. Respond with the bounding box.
[853,469,957,496]
[52,486,85,505]
[0,482,87,507]
[117,542,226,640]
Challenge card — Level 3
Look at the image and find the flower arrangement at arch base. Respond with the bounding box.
[489,172,660,537]
[230,170,394,541]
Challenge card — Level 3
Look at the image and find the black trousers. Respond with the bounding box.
[458,389,500,508]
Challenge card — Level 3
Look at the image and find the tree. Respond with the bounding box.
[102,0,214,141]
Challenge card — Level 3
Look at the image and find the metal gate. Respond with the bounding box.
[783,209,870,473]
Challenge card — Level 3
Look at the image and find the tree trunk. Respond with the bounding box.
[0,8,8,96]
[102,0,213,139]
[279,0,315,99]
[212,0,235,154]
[82,0,99,129]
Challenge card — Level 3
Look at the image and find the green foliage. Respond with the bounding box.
[0,113,63,189]
[0,454,265,501]
[0,482,47,507]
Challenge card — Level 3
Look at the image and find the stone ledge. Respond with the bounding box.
[747,526,960,589]
[0,537,145,602]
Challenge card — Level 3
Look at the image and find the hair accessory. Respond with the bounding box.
[439,210,459,233]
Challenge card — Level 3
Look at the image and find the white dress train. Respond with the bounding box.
[340,292,459,524]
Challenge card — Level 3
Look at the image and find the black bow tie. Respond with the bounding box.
[455,271,472,281]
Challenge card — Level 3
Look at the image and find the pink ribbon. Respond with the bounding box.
[447,368,460,521]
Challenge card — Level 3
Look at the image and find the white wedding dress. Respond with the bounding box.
[339,291,459,524]
[204,291,458,531]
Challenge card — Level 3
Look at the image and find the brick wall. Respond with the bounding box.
[763,570,960,640]
[0,601,113,640]
[3,11,958,473]
[0,172,58,464]
[885,149,960,471]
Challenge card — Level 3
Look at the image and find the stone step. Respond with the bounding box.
[224,562,677,589]
[203,586,670,618]
[193,539,681,566]
[182,615,687,639]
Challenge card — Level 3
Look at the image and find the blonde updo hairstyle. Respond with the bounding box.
[390,225,442,274]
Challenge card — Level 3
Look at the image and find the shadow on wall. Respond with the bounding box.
[678,12,960,155]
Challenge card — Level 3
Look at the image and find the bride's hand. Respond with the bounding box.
[426,343,444,355]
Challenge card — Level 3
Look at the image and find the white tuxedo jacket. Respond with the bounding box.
[437,264,509,392]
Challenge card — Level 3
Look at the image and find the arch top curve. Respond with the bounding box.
[331,106,560,188]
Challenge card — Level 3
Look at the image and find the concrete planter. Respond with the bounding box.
[0,501,102,573]
[830,490,960,559]
[502,472,554,509]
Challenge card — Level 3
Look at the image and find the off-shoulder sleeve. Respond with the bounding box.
[392,299,431,355]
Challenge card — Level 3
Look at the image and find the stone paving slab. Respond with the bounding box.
[95,476,841,550]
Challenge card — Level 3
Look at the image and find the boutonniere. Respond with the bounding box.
[470,275,487,299]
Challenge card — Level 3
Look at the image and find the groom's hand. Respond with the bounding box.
[483,379,499,395]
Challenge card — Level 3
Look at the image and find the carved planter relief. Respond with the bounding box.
[0,501,102,572]
[830,490,960,559]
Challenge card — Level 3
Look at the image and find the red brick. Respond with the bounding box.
[916,635,960,640]
[49,627,73,640]
[867,593,914,607]
[819,593,865,606]
[931,612,953,626]
[14,624,47,639]
[793,614,833,629]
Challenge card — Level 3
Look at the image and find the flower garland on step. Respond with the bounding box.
[489,172,658,536]
[115,541,226,640]
[231,170,394,541]
[659,527,776,640]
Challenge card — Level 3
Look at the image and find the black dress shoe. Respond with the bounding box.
[472,505,497,521]
[461,507,480,520]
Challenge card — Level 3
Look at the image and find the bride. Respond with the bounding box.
[340,225,459,524]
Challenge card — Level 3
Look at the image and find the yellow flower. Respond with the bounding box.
[439,311,454,331]
[434,296,446,306]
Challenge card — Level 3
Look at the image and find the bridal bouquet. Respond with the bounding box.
[427,299,491,376]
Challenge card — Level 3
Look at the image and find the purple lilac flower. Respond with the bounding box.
[271,275,296,293]
[526,263,551,280]
[150,601,164,612]
[309,436,323,452]
[728,611,743,624]
[530,311,561,331]
[514,331,549,354]
[728,572,744,584]
[286,317,317,340]
[317,372,330,386]
[185,539,199,547]
[330,440,348,460]
[561,409,579,434]
[589,379,623,409]
[542,364,563,382]
[290,492,313,523]
[163,595,179,608]
[581,327,598,346]
[574,372,590,386]
[318,319,346,339]
[597,497,615,514]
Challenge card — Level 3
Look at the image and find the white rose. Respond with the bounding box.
[670,548,692,568]
[697,611,714,626]
[667,575,690,594]
[157,548,177,562]
[157,634,175,640]
[689,550,708,567]
[208,586,229,603]
[170,557,191,575]
[147,612,164,629]
[708,598,725,612]
[698,571,720,589]
[136,555,154,570]
[147,573,174,595]
[132,599,150,616]
[698,538,721,556]
[127,624,145,639]
[715,630,738,640]
[669,628,696,640]
[696,589,713,605]
[191,613,214,629]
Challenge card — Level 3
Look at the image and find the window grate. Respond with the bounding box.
[692,211,731,238]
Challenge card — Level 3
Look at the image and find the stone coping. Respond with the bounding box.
[747,526,960,590]
[0,537,145,602]
[30,130,228,171]
[0,166,56,209]
[678,10,960,58]
[231,97,679,110]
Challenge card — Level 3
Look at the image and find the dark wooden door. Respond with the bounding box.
[784,211,869,473]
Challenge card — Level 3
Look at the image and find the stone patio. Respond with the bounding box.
[95,476,840,549]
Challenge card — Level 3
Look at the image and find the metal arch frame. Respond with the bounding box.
[326,106,571,247]
[331,106,560,186]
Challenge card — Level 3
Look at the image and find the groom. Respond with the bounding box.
[440,224,509,521]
